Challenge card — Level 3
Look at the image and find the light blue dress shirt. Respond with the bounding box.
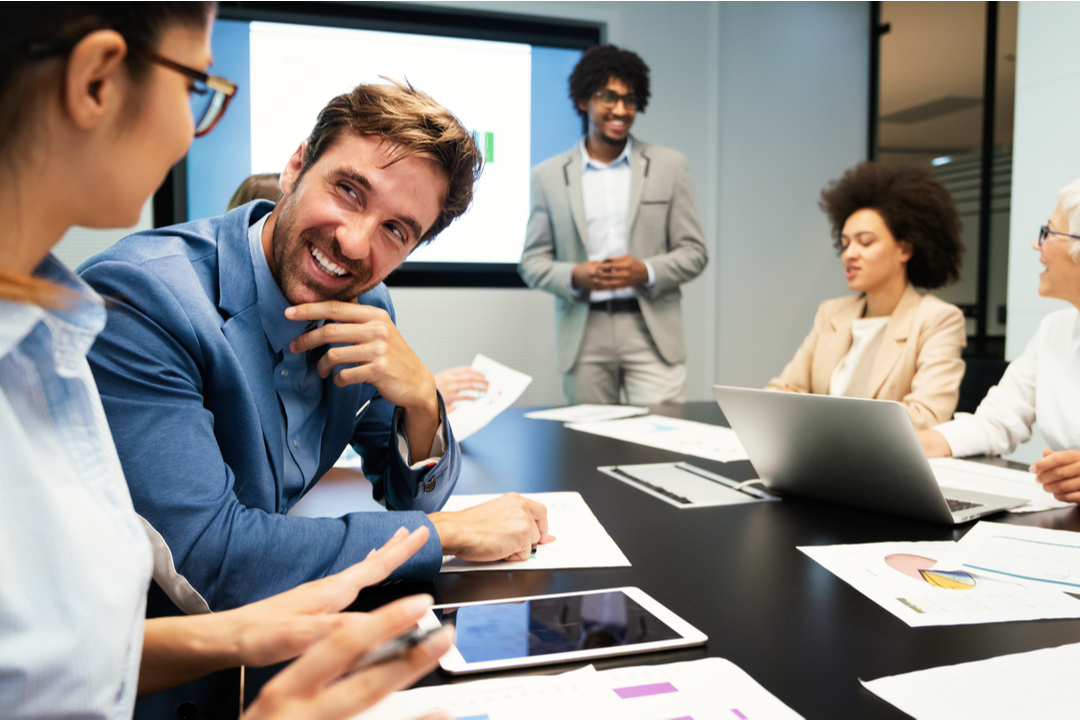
[570,137,655,302]
[0,256,153,719]
[249,214,328,502]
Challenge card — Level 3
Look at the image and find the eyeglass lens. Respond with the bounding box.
[597,90,637,109]
[189,82,228,137]
[1039,225,1048,246]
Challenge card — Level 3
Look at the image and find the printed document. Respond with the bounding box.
[524,404,649,423]
[439,492,630,573]
[863,641,1080,720]
[358,657,803,720]
[799,541,1080,627]
[447,354,532,441]
[567,415,749,463]
[936,520,1080,593]
[930,457,1069,513]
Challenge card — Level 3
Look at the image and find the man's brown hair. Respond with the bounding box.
[300,80,483,243]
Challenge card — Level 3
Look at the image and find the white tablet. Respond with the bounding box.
[418,586,707,674]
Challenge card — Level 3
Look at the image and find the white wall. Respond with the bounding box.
[401,1,869,403]
[714,2,868,387]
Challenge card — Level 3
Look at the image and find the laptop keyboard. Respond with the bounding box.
[946,498,983,513]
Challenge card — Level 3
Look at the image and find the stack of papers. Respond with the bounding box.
[863,641,1080,720]
[930,457,1071,513]
[447,355,532,441]
[567,415,749,463]
[599,462,777,509]
[439,492,630,573]
[358,657,803,720]
[799,540,1080,627]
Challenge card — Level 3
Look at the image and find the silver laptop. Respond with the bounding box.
[712,386,1027,524]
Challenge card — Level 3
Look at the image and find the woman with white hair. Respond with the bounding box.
[920,178,1080,503]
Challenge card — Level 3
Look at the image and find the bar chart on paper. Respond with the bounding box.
[357,658,803,720]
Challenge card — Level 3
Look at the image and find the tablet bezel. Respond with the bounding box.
[418,586,707,675]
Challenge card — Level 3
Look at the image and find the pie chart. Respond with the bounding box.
[884,553,976,590]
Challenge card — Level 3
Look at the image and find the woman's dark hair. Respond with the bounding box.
[0,2,212,308]
[568,44,650,134]
[1,3,213,157]
[227,173,281,211]
[819,162,964,289]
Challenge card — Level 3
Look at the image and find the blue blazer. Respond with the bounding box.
[78,201,458,614]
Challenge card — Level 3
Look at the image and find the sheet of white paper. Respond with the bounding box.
[447,354,532,441]
[930,457,1069,513]
[524,404,649,423]
[358,657,803,720]
[935,520,1080,593]
[863,641,1080,720]
[598,462,777,509]
[439,492,630,573]
[799,541,1080,627]
[567,415,749,463]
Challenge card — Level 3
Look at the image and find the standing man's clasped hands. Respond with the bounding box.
[571,255,650,291]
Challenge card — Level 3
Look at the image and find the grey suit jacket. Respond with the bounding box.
[519,139,708,372]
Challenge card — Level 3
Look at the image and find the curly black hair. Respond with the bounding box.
[568,44,650,134]
[819,162,964,289]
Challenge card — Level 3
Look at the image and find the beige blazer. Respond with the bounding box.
[518,139,708,373]
[766,285,966,430]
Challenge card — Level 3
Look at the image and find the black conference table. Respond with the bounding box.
[305,402,1080,719]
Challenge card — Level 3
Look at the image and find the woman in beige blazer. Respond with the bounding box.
[768,162,966,430]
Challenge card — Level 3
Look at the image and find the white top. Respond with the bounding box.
[936,307,1080,457]
[0,256,153,719]
[829,316,890,398]
[568,137,655,302]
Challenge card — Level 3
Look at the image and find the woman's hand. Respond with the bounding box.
[917,429,953,458]
[226,526,432,668]
[139,526,435,695]
[244,594,453,720]
[1031,449,1080,503]
[434,367,488,411]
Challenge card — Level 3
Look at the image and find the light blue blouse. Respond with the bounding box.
[0,256,153,718]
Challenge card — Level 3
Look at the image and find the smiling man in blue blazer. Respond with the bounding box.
[79,83,549,628]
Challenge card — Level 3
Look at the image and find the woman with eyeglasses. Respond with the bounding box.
[920,179,1080,503]
[766,162,967,430]
[0,4,450,718]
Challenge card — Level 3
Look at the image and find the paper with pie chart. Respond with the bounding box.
[566,415,749,463]
[447,354,532,441]
[799,541,1080,627]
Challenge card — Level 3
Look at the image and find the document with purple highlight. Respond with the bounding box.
[355,657,802,720]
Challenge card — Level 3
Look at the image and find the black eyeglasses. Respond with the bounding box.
[594,89,638,110]
[27,37,237,137]
[1038,225,1080,247]
[135,48,237,137]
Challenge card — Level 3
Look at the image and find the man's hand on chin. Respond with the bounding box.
[428,493,554,563]
[286,301,440,458]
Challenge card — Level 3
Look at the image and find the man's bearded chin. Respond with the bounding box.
[273,222,375,304]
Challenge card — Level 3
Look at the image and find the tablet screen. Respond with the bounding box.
[433,590,683,663]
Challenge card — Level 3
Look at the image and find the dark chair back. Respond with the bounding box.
[956,358,1009,415]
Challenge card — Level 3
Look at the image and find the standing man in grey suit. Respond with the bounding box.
[520,45,708,405]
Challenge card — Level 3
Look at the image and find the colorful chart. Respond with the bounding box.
[884,554,975,590]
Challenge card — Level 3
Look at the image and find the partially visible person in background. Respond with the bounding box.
[227,171,281,210]
[226,172,491,411]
